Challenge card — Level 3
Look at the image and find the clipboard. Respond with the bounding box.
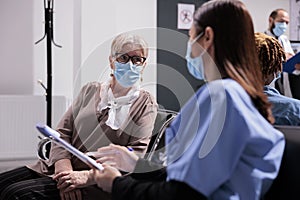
[36,124,104,171]
[283,51,300,73]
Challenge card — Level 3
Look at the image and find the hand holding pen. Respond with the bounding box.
[86,144,139,173]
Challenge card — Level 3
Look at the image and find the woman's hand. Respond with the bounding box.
[294,63,300,70]
[53,160,85,200]
[93,164,122,193]
[95,144,139,172]
[53,170,94,192]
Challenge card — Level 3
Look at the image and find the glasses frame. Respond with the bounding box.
[115,53,147,66]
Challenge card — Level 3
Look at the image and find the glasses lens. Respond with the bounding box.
[132,56,146,65]
[116,54,130,63]
[116,53,146,65]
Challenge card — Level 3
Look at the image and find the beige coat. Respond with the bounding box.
[28,81,157,175]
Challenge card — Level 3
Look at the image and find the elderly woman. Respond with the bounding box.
[93,1,285,200]
[0,33,157,200]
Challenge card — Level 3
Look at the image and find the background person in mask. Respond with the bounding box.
[92,1,285,199]
[265,8,300,99]
[0,33,157,200]
[255,32,300,126]
[265,8,294,59]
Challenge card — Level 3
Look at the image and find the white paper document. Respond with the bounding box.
[36,124,104,171]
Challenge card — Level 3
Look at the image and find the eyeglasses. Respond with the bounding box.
[115,53,146,65]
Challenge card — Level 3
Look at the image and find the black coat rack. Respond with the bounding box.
[35,0,61,127]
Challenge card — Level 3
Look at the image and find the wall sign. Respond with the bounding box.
[177,3,195,30]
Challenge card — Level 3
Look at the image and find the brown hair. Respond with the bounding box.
[193,0,274,123]
[254,32,286,82]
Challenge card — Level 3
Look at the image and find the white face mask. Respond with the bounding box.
[185,32,206,80]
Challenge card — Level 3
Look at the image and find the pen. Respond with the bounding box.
[127,146,133,151]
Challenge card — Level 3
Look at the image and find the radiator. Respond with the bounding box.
[0,95,69,161]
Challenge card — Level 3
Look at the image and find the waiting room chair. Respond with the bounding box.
[264,125,300,200]
[145,108,177,165]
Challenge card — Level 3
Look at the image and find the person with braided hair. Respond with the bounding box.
[255,32,300,126]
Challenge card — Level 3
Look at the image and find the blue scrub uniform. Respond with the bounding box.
[166,79,285,200]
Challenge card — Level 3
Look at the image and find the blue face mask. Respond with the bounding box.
[113,61,142,88]
[185,32,206,80]
[270,72,281,85]
[273,22,287,37]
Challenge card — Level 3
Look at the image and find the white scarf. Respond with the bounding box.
[97,81,140,130]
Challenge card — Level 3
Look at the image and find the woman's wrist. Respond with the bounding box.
[87,169,96,185]
[54,159,73,174]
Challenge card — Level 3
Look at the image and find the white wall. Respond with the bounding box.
[0,0,34,94]
[33,0,157,99]
[77,0,157,98]
[33,0,74,99]
[0,0,289,99]
[0,0,156,99]
[243,0,290,34]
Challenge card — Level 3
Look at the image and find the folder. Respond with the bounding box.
[36,124,104,171]
[283,52,300,73]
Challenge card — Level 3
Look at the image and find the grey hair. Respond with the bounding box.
[110,33,148,58]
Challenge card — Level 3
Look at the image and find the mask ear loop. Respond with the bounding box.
[140,62,147,82]
[109,55,115,77]
[140,71,143,82]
